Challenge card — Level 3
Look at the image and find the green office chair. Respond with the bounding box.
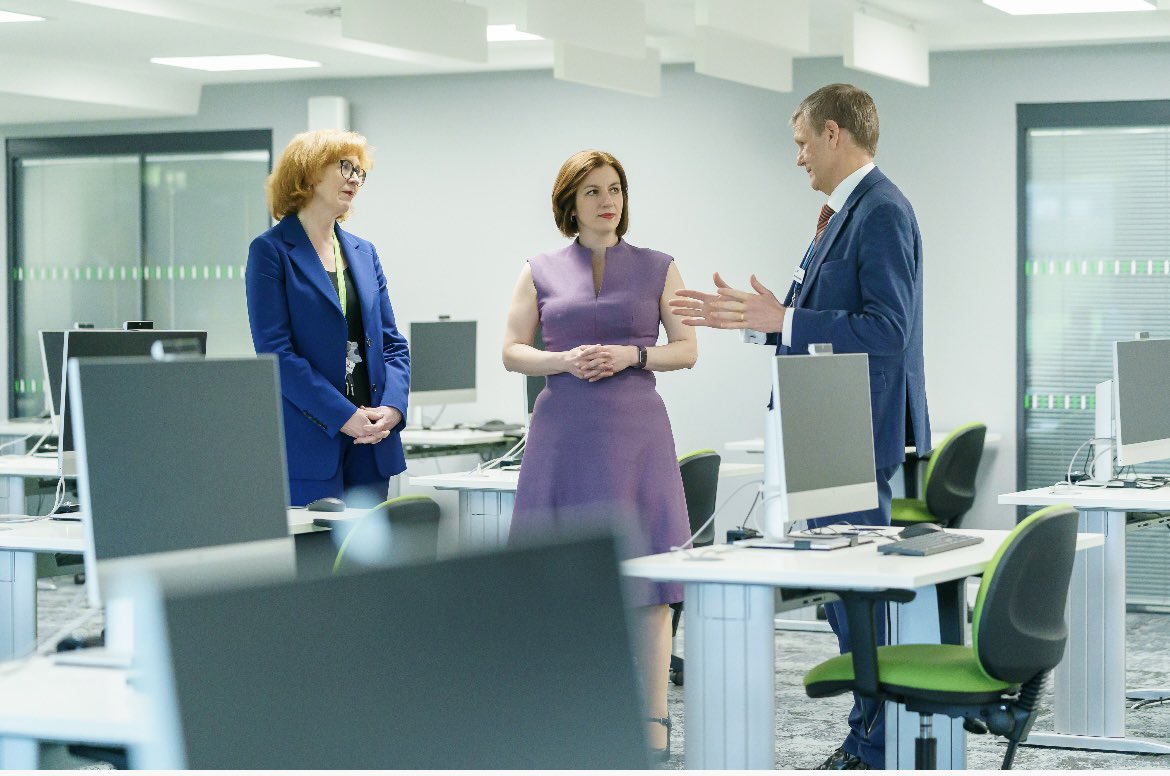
[892,422,987,528]
[803,504,1079,770]
[333,495,440,573]
[669,449,721,686]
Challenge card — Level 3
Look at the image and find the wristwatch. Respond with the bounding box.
[635,345,647,370]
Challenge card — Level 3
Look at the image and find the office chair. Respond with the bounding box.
[332,494,440,573]
[669,449,721,686]
[892,422,987,529]
[803,504,1079,770]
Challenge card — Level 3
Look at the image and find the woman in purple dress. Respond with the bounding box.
[502,150,697,759]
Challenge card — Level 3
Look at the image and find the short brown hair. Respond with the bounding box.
[551,150,630,238]
[266,129,374,221]
[791,84,879,157]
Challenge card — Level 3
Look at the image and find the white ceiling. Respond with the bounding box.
[3,0,1170,125]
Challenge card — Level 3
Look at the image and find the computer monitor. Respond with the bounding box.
[68,355,291,612]
[59,329,207,475]
[131,534,648,769]
[762,352,878,539]
[408,320,476,407]
[1111,337,1170,468]
[38,330,65,427]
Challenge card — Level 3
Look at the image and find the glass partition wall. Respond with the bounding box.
[7,132,271,418]
[1019,103,1170,608]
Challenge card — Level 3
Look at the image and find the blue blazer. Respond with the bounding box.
[246,215,410,481]
[780,167,931,471]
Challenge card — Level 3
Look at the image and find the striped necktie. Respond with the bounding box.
[785,204,837,308]
[815,203,835,243]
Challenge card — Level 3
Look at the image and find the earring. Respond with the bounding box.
[570,214,577,224]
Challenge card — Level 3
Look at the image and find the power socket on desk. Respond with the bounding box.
[727,527,761,543]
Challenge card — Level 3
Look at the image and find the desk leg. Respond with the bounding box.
[1026,509,1170,754]
[886,584,965,769]
[0,549,37,662]
[0,736,38,768]
[457,490,513,550]
[684,582,774,769]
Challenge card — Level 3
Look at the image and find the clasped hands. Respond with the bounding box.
[669,272,786,332]
[564,344,637,383]
[341,405,402,444]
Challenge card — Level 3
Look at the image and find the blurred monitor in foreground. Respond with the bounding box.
[131,534,647,770]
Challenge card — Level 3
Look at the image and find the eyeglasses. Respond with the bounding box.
[338,159,366,187]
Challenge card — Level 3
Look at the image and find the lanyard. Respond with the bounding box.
[332,231,346,315]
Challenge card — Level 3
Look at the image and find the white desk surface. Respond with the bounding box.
[0,454,62,478]
[411,461,765,492]
[623,528,1103,591]
[1000,484,1170,511]
[0,508,337,554]
[399,428,508,446]
[0,419,53,438]
[726,431,1002,455]
[0,657,141,745]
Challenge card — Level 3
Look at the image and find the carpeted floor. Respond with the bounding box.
[35,575,1170,770]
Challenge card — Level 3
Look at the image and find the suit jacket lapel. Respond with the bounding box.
[336,225,376,322]
[796,167,886,308]
[278,214,343,316]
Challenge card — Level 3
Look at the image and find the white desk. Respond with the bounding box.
[399,428,508,447]
[0,508,336,663]
[623,528,1104,770]
[999,485,1170,754]
[0,656,141,768]
[411,462,765,551]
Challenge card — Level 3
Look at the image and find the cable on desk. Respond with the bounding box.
[669,478,762,552]
[0,432,34,455]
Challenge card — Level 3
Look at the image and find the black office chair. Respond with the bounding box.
[332,495,440,573]
[669,449,720,686]
[892,422,987,529]
[803,504,1079,770]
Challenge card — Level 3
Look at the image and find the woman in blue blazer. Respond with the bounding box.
[246,130,410,507]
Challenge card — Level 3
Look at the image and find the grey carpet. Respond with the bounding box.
[37,575,1170,770]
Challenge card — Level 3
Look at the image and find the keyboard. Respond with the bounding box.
[878,531,984,557]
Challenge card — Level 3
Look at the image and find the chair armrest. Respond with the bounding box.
[834,589,916,696]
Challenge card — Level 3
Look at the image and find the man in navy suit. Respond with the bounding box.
[671,83,930,770]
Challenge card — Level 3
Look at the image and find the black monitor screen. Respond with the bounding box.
[60,330,207,453]
[70,356,289,564]
[149,535,647,769]
[39,330,65,421]
[408,320,476,401]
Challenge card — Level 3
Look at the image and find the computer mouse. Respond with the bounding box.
[306,497,346,513]
[899,522,944,539]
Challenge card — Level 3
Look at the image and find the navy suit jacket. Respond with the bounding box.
[779,167,930,471]
[246,215,410,481]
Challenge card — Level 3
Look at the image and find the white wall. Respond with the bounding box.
[6,43,1170,529]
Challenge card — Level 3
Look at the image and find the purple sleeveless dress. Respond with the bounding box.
[509,239,689,608]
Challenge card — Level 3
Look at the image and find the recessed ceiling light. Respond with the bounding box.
[486,24,543,42]
[150,54,322,72]
[983,0,1154,14]
[0,10,45,22]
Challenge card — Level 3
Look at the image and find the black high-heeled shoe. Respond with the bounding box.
[648,715,672,763]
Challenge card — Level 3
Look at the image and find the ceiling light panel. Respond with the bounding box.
[486,24,544,42]
[0,10,44,22]
[150,55,322,72]
[983,0,1154,13]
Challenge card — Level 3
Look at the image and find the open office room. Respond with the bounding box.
[0,0,1168,770]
